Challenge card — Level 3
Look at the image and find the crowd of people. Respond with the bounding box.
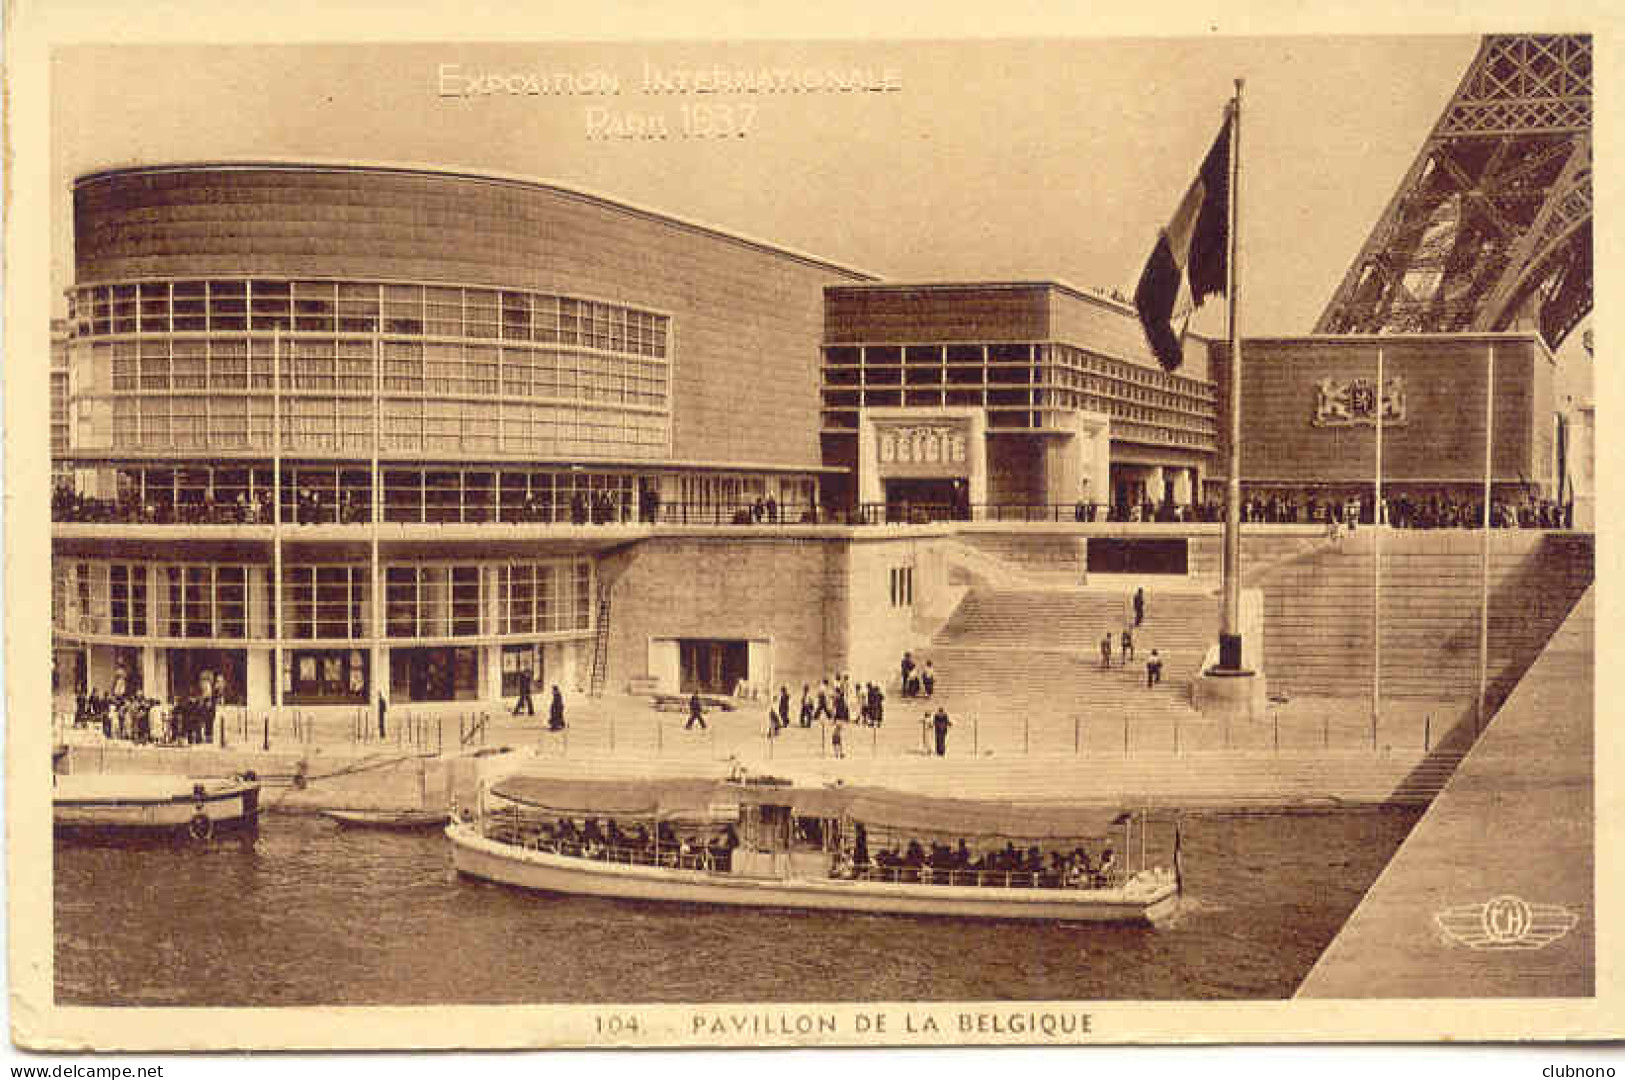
[490,812,739,873]
[1240,491,1572,530]
[72,668,227,746]
[764,673,896,739]
[850,835,1118,890]
[51,483,370,525]
[486,808,1119,891]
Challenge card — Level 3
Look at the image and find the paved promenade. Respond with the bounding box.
[56,676,1482,812]
[1296,586,1594,998]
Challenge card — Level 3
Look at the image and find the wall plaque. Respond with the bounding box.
[1312,376,1408,427]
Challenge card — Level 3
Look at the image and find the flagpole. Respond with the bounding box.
[1477,345,1495,734]
[373,332,385,737]
[1372,345,1383,744]
[272,325,283,736]
[1219,79,1245,671]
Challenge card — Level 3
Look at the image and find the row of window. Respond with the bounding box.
[104,396,669,457]
[51,559,593,641]
[77,466,818,526]
[84,337,669,408]
[70,280,670,358]
[823,343,1215,405]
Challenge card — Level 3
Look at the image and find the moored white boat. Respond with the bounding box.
[447,776,1181,924]
[54,774,261,840]
[322,808,450,830]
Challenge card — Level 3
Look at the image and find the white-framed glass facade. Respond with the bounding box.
[69,278,672,461]
[821,341,1219,450]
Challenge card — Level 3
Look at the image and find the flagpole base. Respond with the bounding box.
[1195,665,1267,723]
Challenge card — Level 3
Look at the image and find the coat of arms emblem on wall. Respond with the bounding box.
[1312,376,1408,427]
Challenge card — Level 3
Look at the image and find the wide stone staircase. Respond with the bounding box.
[1259,530,1593,706]
[917,588,1217,735]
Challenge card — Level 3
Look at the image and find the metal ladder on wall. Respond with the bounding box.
[588,585,611,697]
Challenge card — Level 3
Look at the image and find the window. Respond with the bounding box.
[385,565,482,638]
[889,566,913,608]
[109,564,147,636]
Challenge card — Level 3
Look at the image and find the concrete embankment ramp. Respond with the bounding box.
[1296,586,1594,998]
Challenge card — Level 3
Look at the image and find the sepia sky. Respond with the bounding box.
[51,36,1493,340]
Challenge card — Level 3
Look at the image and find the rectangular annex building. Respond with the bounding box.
[820,282,1219,520]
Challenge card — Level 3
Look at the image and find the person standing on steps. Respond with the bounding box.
[1100,632,1113,669]
[777,685,790,731]
[799,684,814,728]
[686,691,706,731]
[1120,626,1135,665]
[1133,586,1146,628]
[1146,650,1164,689]
[931,706,953,757]
[921,660,935,699]
[549,685,567,730]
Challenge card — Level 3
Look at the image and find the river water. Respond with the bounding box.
[55,808,1417,1005]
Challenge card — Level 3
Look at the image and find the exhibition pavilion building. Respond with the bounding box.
[50,162,1568,711]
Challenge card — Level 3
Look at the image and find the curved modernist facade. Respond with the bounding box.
[55,162,873,709]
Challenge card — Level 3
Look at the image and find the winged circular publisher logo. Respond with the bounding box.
[1434,895,1579,950]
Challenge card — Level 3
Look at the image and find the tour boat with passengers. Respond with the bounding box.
[447,775,1182,924]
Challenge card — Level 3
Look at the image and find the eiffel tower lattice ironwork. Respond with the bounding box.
[1317,34,1591,351]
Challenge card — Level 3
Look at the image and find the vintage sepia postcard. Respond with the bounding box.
[5,0,1622,1063]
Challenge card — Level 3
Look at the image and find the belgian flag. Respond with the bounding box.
[1134,106,1234,372]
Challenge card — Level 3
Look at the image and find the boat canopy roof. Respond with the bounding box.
[490,777,736,822]
[491,776,1126,840]
[838,788,1126,841]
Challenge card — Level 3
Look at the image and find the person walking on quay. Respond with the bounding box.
[1100,633,1113,669]
[778,685,791,730]
[815,679,832,722]
[870,683,885,728]
[1146,650,1164,689]
[548,685,567,731]
[921,660,935,699]
[1120,627,1135,665]
[686,691,707,731]
[931,706,953,757]
[833,686,850,725]
[831,718,845,759]
[1133,586,1145,628]
[800,684,814,728]
[513,667,536,716]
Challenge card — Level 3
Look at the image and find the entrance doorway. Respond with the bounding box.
[390,646,481,702]
[678,640,749,695]
[501,643,543,698]
[288,648,369,705]
[882,478,964,522]
[167,647,246,704]
[1086,538,1189,575]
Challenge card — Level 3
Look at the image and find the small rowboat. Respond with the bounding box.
[322,808,450,830]
[54,774,260,840]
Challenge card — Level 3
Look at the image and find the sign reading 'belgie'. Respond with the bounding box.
[876,422,971,477]
[1311,375,1408,427]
